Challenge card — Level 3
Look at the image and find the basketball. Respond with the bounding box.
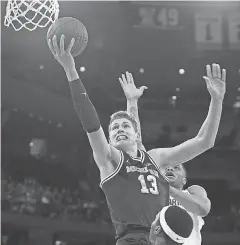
[47,17,88,57]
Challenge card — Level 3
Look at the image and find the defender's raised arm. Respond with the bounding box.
[119,71,147,151]
[148,63,226,168]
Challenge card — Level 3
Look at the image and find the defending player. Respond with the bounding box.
[48,36,225,245]
[165,165,209,245]
[120,72,212,245]
[149,205,194,245]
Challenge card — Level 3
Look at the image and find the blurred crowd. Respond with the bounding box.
[1,175,111,224]
[2,174,240,233]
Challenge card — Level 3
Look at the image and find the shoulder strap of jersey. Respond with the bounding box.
[99,150,124,188]
[129,149,144,162]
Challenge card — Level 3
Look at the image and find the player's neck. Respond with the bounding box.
[125,145,138,158]
[119,142,138,157]
[171,184,183,190]
[126,149,138,158]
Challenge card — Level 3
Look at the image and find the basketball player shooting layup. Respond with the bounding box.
[119,69,224,245]
[48,36,226,245]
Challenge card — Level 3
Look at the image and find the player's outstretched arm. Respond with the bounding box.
[119,71,147,151]
[148,64,226,168]
[170,185,211,217]
[48,35,120,174]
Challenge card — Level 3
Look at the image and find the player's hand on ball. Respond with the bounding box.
[119,71,148,100]
[48,35,75,71]
[203,64,226,102]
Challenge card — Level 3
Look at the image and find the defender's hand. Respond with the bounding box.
[203,64,226,102]
[119,71,147,100]
[48,35,75,71]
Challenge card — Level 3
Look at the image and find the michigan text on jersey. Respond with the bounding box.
[126,166,159,178]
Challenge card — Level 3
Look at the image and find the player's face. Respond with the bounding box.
[164,164,186,189]
[109,118,138,150]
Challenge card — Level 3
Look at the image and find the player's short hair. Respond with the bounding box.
[108,111,139,133]
[180,164,187,187]
[181,164,187,178]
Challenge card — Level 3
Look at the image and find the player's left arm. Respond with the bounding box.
[119,71,147,151]
[170,185,211,217]
[148,64,226,167]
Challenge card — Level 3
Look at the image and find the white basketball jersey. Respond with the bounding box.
[169,191,205,245]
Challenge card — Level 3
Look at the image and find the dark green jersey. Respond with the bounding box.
[100,150,169,236]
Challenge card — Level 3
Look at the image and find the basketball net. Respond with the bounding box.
[4,0,59,31]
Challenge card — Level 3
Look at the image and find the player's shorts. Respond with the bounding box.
[116,231,151,245]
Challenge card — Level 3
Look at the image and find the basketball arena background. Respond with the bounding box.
[1,1,240,245]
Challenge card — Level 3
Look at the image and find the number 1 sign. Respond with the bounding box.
[195,12,223,50]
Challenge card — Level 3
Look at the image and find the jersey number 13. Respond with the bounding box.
[138,174,159,195]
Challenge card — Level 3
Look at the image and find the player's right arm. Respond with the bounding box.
[48,35,120,178]
[170,185,211,217]
[119,71,147,151]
